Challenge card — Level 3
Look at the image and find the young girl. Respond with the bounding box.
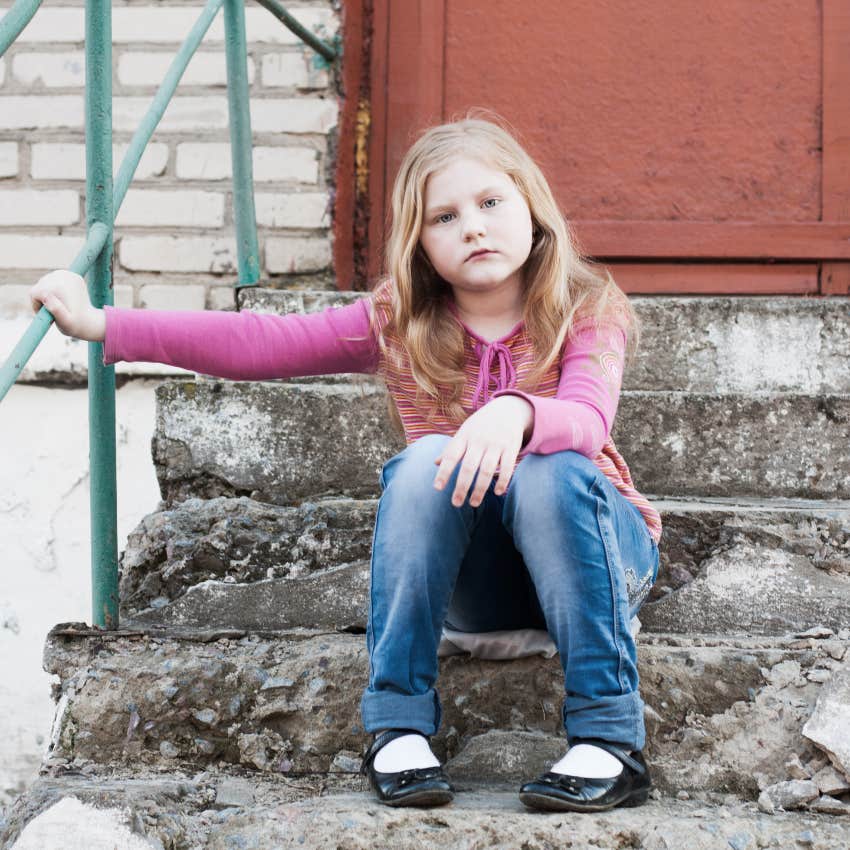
[30,117,661,813]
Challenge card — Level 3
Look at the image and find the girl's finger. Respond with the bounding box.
[468,445,502,507]
[493,441,522,495]
[451,444,485,507]
[433,435,466,491]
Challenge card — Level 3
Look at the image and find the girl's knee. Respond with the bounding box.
[381,434,452,491]
[512,450,598,496]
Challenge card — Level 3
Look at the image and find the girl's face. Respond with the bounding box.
[418,157,533,300]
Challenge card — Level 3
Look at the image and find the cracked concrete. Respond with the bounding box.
[38,627,850,801]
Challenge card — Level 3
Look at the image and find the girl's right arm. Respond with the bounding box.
[29,269,379,380]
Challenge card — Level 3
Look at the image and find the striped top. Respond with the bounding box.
[103,280,661,542]
[370,280,662,542]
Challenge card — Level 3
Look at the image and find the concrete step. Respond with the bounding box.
[120,495,850,637]
[239,288,850,394]
[152,380,850,502]
[41,624,849,799]
[4,770,850,850]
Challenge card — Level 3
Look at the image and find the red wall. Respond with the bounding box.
[336,0,850,294]
[445,0,820,224]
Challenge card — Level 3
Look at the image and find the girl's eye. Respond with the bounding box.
[482,198,500,209]
[436,212,455,224]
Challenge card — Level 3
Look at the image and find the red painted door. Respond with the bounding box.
[336,0,850,294]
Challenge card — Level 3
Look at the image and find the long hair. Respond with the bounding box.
[372,115,636,422]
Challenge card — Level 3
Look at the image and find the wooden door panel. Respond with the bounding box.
[344,0,850,294]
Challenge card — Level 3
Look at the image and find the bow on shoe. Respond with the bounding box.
[541,773,587,792]
[397,767,443,787]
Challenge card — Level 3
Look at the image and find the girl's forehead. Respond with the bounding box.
[424,157,515,200]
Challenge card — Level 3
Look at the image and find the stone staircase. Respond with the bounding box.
[3,291,850,849]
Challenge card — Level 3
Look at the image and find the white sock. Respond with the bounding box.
[373,732,440,772]
[550,744,624,779]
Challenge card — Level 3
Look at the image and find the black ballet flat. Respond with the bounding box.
[519,739,652,813]
[361,728,455,808]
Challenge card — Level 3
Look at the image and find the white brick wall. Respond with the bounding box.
[120,236,237,273]
[255,192,330,228]
[0,190,79,225]
[0,0,340,299]
[12,52,85,87]
[116,190,226,227]
[31,143,169,181]
[0,96,84,129]
[0,235,83,268]
[118,52,256,88]
[138,283,206,310]
[266,236,331,273]
[261,52,329,90]
[0,142,18,178]
[175,143,319,183]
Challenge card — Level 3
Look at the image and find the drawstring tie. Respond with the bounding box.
[471,341,517,408]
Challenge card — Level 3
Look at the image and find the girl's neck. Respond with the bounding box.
[451,280,525,342]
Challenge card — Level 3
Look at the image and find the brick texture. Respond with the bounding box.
[0,1,340,297]
[0,143,19,178]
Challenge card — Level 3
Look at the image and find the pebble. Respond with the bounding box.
[784,755,810,780]
[676,790,690,800]
[806,669,832,684]
[215,777,255,809]
[809,795,850,815]
[260,677,294,691]
[195,738,215,755]
[796,830,815,846]
[824,642,846,661]
[192,708,219,727]
[758,780,820,811]
[765,661,802,688]
[160,741,179,758]
[813,764,850,795]
[332,752,361,773]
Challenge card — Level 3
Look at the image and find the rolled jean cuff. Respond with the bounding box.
[360,688,442,736]
[563,691,646,751]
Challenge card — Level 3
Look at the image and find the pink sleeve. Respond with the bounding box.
[494,322,626,457]
[103,297,378,380]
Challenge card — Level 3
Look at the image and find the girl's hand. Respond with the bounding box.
[433,395,533,507]
[30,270,106,342]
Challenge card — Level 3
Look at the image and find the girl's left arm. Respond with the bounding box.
[493,321,626,457]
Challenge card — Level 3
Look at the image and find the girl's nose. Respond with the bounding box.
[462,213,486,240]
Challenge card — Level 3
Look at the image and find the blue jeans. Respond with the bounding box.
[360,434,659,750]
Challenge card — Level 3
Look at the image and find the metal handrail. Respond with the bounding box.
[0,223,109,400]
[253,0,336,63]
[0,0,42,56]
[0,0,225,402]
[0,0,337,628]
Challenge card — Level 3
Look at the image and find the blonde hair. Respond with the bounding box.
[372,114,636,422]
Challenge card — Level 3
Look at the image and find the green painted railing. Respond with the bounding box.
[0,0,41,55]
[0,0,337,628]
